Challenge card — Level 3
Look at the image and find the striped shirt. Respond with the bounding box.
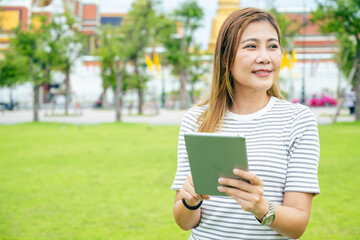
[171,96,320,240]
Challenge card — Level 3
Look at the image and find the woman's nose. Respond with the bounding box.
[256,48,271,64]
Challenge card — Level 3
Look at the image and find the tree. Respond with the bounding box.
[97,25,129,121]
[189,44,209,104]
[312,0,360,121]
[120,0,157,114]
[331,32,357,123]
[50,12,87,115]
[0,49,30,104]
[11,15,52,121]
[334,32,356,94]
[164,0,204,109]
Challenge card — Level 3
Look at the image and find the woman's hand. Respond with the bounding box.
[174,175,210,230]
[180,174,210,207]
[217,169,269,219]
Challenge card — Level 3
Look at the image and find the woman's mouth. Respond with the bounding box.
[252,70,272,77]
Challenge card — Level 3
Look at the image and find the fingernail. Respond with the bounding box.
[233,169,239,174]
[218,178,224,183]
[217,186,224,192]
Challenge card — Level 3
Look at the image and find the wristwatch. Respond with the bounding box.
[258,201,275,226]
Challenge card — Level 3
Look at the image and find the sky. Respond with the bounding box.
[99,0,320,50]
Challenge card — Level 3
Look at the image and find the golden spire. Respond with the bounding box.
[208,0,241,53]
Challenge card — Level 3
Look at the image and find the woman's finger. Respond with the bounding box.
[218,177,252,192]
[217,185,241,197]
[183,180,201,200]
[181,189,197,202]
[186,175,210,200]
[218,185,263,212]
[187,174,194,186]
[233,169,263,186]
[201,194,210,200]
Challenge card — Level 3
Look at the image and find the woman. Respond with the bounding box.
[171,8,320,240]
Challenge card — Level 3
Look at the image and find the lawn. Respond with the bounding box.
[0,122,359,239]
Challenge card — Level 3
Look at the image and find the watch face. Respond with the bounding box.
[264,214,275,225]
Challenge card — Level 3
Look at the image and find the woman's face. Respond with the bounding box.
[230,21,282,95]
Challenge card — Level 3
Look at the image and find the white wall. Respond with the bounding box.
[280,60,342,100]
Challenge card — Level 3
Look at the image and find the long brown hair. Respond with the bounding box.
[197,8,284,132]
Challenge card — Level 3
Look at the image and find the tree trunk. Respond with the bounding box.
[178,20,189,110]
[355,69,360,121]
[29,56,40,122]
[115,69,123,122]
[179,70,187,109]
[355,38,360,121]
[9,86,14,105]
[101,88,109,109]
[332,98,345,123]
[33,85,40,122]
[134,59,143,114]
[137,87,143,114]
[64,68,71,115]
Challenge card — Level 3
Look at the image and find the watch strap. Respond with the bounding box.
[256,200,275,225]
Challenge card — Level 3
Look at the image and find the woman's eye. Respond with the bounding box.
[245,44,256,48]
[269,44,279,49]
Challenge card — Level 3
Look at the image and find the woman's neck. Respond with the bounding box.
[229,91,271,115]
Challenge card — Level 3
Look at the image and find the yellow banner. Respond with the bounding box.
[145,55,154,72]
[153,53,160,73]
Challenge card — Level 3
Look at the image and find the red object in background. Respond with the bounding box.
[310,94,337,106]
[292,94,337,107]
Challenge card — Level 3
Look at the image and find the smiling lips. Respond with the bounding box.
[252,69,272,77]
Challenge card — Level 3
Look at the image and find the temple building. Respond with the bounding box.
[0,0,102,55]
[208,0,240,53]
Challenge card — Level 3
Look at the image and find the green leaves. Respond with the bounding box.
[163,0,204,108]
[312,0,360,35]
[120,0,156,60]
[164,0,204,75]
[311,0,360,120]
[311,0,360,83]
[97,25,121,88]
[0,49,29,87]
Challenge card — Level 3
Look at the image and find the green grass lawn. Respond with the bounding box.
[0,122,359,239]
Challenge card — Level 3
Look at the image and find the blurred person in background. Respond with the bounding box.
[345,88,356,115]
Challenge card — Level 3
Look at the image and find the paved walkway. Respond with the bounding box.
[0,107,355,125]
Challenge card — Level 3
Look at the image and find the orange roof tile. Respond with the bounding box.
[83,4,97,20]
[285,13,322,35]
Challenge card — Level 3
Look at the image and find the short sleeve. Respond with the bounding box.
[285,106,320,195]
[170,107,203,190]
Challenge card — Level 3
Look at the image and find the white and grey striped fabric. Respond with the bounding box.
[171,96,320,240]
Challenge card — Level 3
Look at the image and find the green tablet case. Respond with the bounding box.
[184,132,248,196]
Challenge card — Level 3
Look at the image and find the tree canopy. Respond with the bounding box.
[164,0,204,109]
[312,0,360,120]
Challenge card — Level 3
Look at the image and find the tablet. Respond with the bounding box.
[184,132,249,196]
